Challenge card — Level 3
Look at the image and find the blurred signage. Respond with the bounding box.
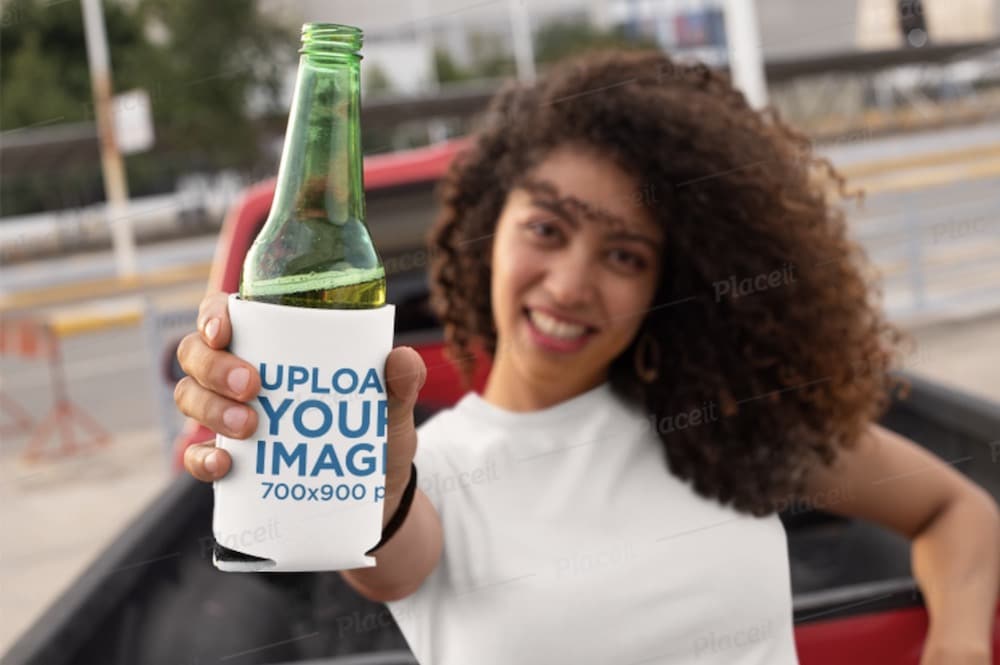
[113,89,155,155]
[674,8,727,48]
[607,0,728,66]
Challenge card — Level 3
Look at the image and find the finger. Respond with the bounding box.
[197,291,233,350]
[176,332,260,402]
[183,441,233,482]
[383,347,427,481]
[174,376,259,440]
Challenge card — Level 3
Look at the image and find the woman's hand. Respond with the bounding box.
[174,291,428,502]
[175,292,260,481]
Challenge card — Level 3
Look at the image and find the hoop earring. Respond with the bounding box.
[633,331,661,384]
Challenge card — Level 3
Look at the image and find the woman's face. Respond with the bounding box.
[485,144,664,408]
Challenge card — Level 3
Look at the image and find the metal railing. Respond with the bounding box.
[853,189,1000,322]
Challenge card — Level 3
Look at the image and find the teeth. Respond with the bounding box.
[529,309,588,339]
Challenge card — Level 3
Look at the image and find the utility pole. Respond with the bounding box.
[722,0,768,109]
[81,0,136,277]
[409,0,449,143]
[410,0,439,91]
[507,0,536,83]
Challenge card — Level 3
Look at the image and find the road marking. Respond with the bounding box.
[839,142,1000,179]
[0,261,211,313]
[849,157,1000,196]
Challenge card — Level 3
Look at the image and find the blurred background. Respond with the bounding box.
[1,0,999,658]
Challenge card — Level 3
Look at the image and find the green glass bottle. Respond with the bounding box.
[240,23,386,308]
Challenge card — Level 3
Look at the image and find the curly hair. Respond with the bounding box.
[425,49,909,516]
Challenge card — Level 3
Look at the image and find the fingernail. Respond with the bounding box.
[227,368,250,394]
[205,318,220,342]
[223,407,248,432]
[204,451,219,474]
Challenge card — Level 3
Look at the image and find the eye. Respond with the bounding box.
[525,219,562,242]
[609,248,647,271]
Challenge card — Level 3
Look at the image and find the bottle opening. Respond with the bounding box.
[301,22,362,56]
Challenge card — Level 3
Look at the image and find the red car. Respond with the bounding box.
[7,141,1000,665]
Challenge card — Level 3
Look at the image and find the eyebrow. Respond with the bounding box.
[605,229,662,251]
[531,195,662,251]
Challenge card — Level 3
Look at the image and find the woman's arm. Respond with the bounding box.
[799,423,1000,661]
[340,488,443,602]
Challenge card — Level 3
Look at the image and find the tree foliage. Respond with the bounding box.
[433,31,515,84]
[534,19,658,65]
[431,18,657,85]
[130,0,294,165]
[0,0,295,213]
[1,0,148,128]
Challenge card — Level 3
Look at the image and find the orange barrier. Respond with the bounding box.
[0,392,33,438]
[0,317,47,437]
[0,316,111,462]
[0,317,53,358]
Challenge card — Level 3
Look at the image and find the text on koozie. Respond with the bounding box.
[253,362,389,503]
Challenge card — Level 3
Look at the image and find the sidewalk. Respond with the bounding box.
[905,309,1000,404]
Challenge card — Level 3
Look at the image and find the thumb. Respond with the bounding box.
[385,346,426,407]
[384,346,427,472]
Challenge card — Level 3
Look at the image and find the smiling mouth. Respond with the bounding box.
[523,307,598,342]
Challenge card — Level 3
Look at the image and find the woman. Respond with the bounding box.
[175,50,999,664]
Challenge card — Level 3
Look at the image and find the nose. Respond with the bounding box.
[544,246,595,307]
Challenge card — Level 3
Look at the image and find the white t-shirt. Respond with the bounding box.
[386,381,800,665]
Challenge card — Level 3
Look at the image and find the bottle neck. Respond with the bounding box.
[270,50,364,226]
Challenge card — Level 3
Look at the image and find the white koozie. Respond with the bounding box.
[213,293,396,572]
